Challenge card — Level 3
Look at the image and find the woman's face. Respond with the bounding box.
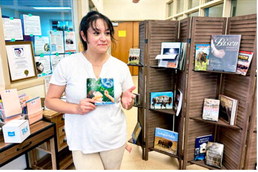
[85,19,111,54]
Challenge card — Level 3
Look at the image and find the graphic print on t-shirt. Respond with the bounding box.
[86,78,115,105]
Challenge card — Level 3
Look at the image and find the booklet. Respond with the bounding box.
[86,78,115,105]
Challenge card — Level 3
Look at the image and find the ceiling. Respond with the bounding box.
[0,0,72,12]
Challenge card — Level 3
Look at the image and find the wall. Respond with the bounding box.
[103,0,167,21]
[235,0,256,16]
[92,0,104,13]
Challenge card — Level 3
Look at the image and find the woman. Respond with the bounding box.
[45,11,135,170]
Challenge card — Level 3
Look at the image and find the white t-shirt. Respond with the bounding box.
[50,52,134,154]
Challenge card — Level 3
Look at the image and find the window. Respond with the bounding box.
[177,0,184,13]
[0,0,74,38]
[231,0,256,16]
[188,0,199,9]
[167,1,174,17]
[204,4,223,17]
[189,11,199,17]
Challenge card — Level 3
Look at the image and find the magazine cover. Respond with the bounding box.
[154,127,178,155]
[86,78,115,105]
[206,142,224,168]
[194,44,210,71]
[194,134,214,161]
[150,91,173,109]
[174,89,183,116]
[202,98,220,122]
[219,94,238,125]
[132,122,142,144]
[208,35,241,72]
[236,51,254,75]
[128,48,140,65]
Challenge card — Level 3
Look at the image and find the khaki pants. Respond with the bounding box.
[72,144,125,170]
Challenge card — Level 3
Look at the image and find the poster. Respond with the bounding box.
[23,14,42,36]
[49,30,64,54]
[3,18,23,40]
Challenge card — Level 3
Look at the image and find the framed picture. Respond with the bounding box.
[5,41,37,82]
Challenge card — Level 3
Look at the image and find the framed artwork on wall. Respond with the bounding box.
[5,41,37,82]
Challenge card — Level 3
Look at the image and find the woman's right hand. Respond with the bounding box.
[76,98,96,114]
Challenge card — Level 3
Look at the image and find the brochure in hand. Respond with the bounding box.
[86,78,115,105]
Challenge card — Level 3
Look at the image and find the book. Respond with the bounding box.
[150,91,173,109]
[219,94,238,126]
[194,134,214,161]
[26,97,43,124]
[86,78,115,105]
[0,89,22,119]
[205,142,224,168]
[128,48,140,65]
[156,42,182,68]
[132,122,142,144]
[174,89,183,116]
[133,93,140,107]
[178,42,187,70]
[208,35,241,72]
[194,44,210,71]
[236,51,254,75]
[202,98,220,122]
[154,127,178,155]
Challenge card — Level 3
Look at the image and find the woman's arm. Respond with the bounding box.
[45,84,96,115]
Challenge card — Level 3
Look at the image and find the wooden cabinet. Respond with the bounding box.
[0,120,58,169]
[44,110,67,152]
[29,110,73,169]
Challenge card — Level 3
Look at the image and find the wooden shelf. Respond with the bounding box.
[127,63,144,67]
[189,160,226,170]
[149,65,178,70]
[149,108,176,115]
[150,148,181,160]
[190,116,241,130]
[32,147,72,170]
[193,69,239,75]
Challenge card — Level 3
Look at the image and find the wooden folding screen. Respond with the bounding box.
[137,20,184,168]
[181,14,257,170]
[136,14,256,170]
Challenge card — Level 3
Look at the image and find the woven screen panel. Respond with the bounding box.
[219,127,243,169]
[139,21,147,65]
[179,18,190,42]
[189,17,226,71]
[185,119,215,161]
[222,75,251,128]
[227,14,257,75]
[246,132,257,169]
[188,72,219,118]
[138,67,145,106]
[146,110,174,148]
[147,20,178,66]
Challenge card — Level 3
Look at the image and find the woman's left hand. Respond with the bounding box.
[121,86,136,110]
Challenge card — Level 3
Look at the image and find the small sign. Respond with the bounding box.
[118,30,126,37]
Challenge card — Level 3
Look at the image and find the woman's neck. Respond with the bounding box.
[83,50,109,66]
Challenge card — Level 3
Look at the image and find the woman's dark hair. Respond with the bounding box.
[79,11,115,50]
